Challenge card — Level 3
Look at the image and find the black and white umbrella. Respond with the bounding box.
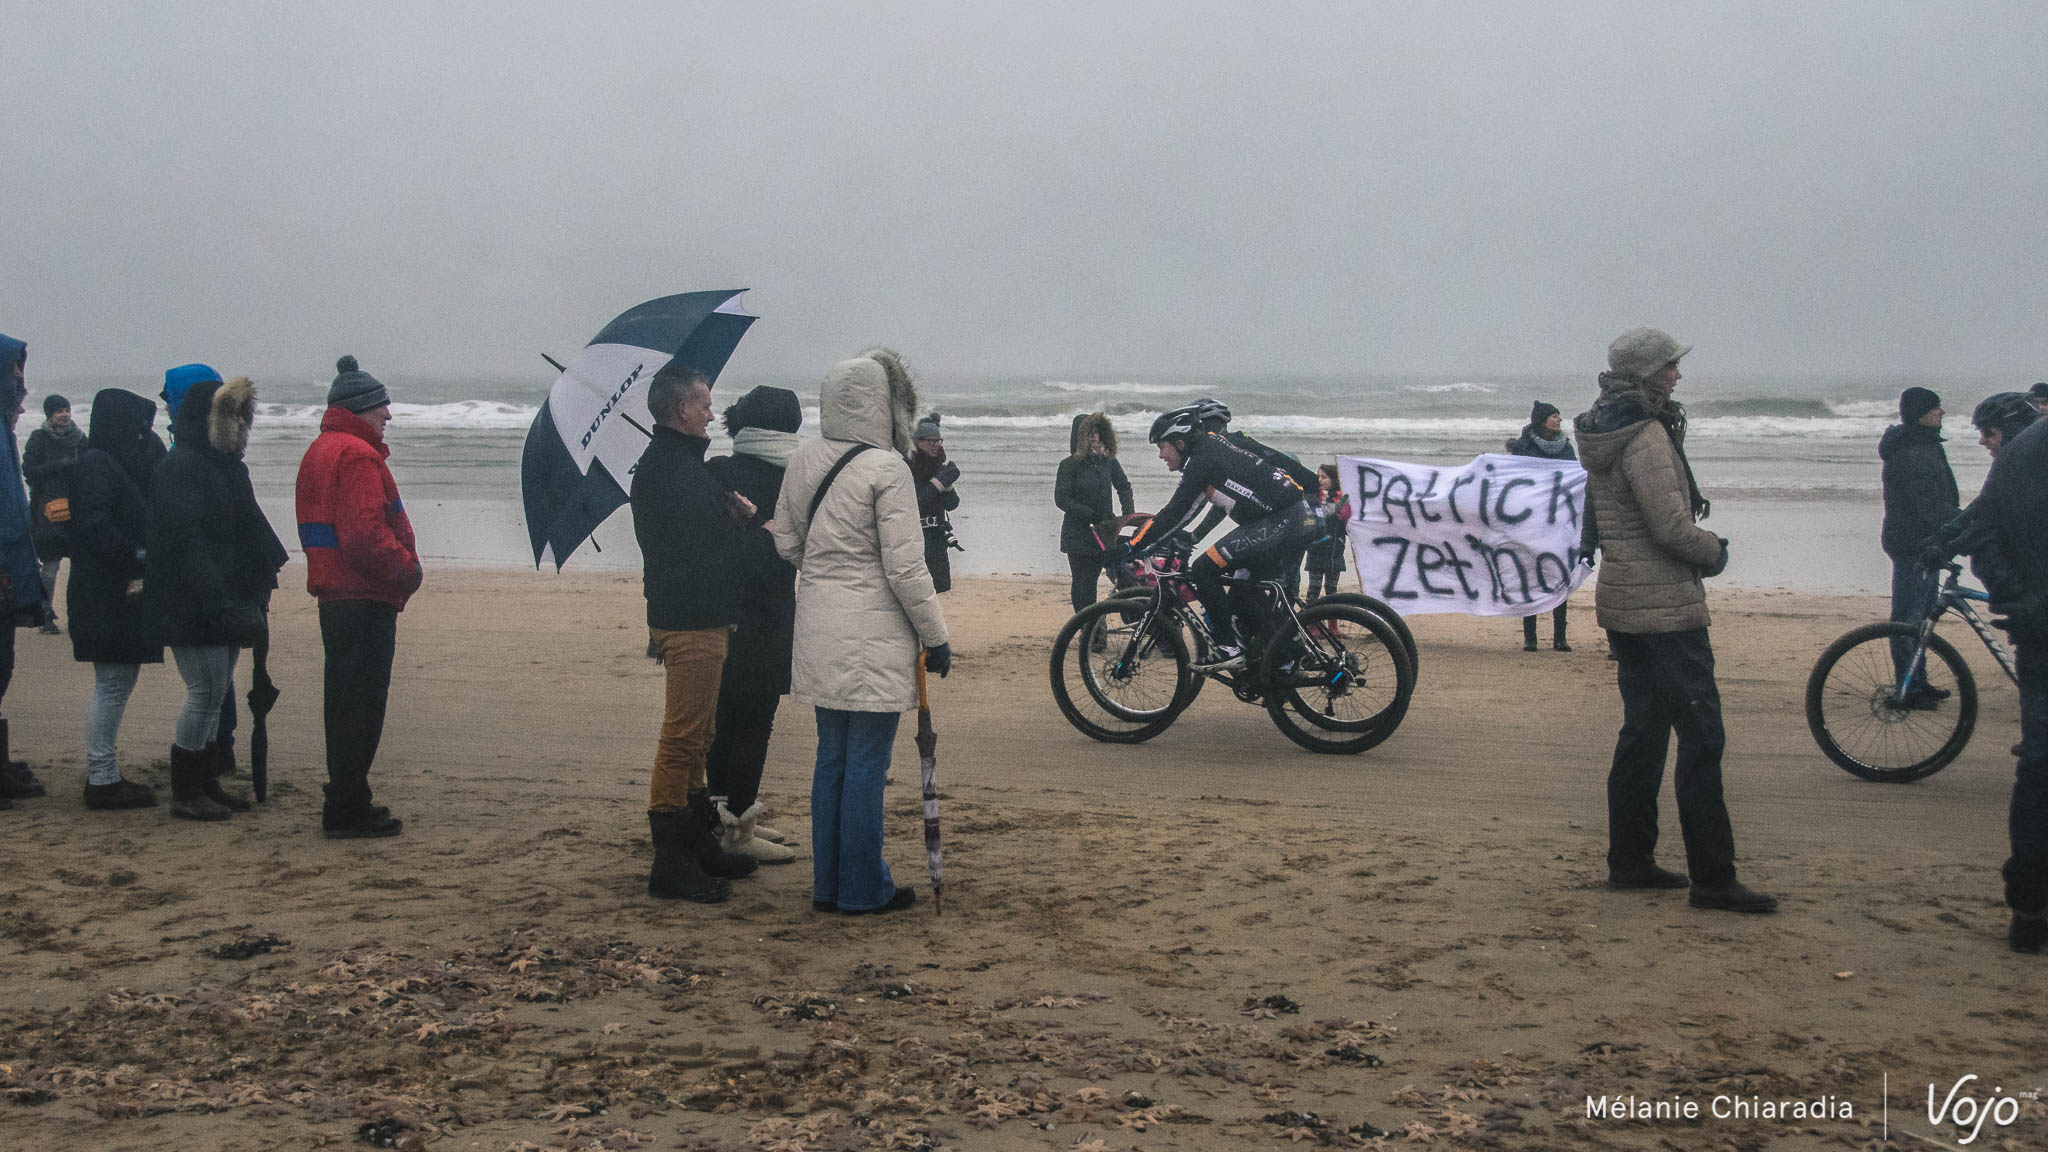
[521,290,756,568]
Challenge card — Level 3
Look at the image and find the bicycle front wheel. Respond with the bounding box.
[1805,621,1978,782]
[1050,598,1195,743]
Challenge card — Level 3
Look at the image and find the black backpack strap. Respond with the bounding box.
[807,443,875,523]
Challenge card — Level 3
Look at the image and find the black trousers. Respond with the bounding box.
[706,691,781,816]
[1605,628,1738,886]
[923,529,952,594]
[1522,603,1568,645]
[0,617,12,707]
[1067,553,1105,612]
[2008,641,2048,915]
[319,600,398,819]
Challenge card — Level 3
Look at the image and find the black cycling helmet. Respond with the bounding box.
[1148,403,1206,445]
[1971,391,2039,436]
[1191,397,1231,431]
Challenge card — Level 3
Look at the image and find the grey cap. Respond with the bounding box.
[1607,328,1691,381]
[915,411,943,441]
[327,355,391,413]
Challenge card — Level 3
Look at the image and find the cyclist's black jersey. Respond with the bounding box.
[1132,431,1308,549]
[1225,430,1317,496]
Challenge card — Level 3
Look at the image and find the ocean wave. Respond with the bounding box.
[1043,380,1190,395]
[1691,397,1832,418]
[253,400,543,429]
[1401,382,1496,394]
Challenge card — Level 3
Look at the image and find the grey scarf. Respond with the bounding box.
[732,427,799,467]
[41,418,87,450]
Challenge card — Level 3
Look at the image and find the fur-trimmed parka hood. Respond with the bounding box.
[819,347,919,453]
[172,375,255,459]
[1070,412,1119,458]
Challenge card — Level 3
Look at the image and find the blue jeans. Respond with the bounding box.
[811,707,902,912]
[1889,557,1940,685]
[2007,642,2048,915]
[87,663,142,785]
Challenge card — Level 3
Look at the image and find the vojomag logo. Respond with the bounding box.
[1924,1074,2032,1145]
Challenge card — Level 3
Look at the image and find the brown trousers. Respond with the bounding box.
[649,626,729,811]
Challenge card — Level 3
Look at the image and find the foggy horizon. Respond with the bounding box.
[5,2,2045,384]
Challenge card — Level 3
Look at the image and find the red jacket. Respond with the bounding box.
[295,406,420,608]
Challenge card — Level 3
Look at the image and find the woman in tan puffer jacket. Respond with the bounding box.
[1574,328,1773,915]
[773,349,949,915]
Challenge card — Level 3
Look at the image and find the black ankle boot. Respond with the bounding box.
[648,809,730,902]
[0,719,47,798]
[198,742,251,812]
[686,792,758,879]
[169,746,230,821]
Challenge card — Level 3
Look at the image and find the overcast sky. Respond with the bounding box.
[4,2,2044,384]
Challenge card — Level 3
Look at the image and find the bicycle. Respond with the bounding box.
[1049,539,1416,754]
[1805,563,2017,782]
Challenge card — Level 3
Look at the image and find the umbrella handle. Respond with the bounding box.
[916,649,929,710]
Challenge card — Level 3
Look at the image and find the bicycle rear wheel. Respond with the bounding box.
[1263,603,1415,755]
[1305,591,1420,685]
[1050,598,1195,743]
[1805,621,1977,782]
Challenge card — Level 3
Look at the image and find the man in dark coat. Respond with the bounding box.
[146,375,287,820]
[631,370,759,903]
[1054,412,1136,614]
[23,393,84,633]
[704,386,803,864]
[67,389,166,808]
[0,334,50,804]
[1879,387,1960,694]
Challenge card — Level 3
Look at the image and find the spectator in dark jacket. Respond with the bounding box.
[295,358,421,839]
[906,412,960,593]
[23,393,84,633]
[1304,463,1352,600]
[1879,387,1960,693]
[67,389,166,809]
[0,334,50,805]
[1507,401,1577,651]
[631,370,759,903]
[1054,412,1136,614]
[704,386,803,865]
[146,375,287,821]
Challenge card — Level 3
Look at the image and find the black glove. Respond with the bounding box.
[1699,538,1730,579]
[1916,540,1955,572]
[924,643,952,678]
[935,461,961,487]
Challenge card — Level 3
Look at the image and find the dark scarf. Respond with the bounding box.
[40,418,87,452]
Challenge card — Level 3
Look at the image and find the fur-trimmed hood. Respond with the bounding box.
[171,375,256,459]
[1070,412,1119,458]
[820,347,919,453]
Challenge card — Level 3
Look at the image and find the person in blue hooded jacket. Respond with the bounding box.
[0,334,52,804]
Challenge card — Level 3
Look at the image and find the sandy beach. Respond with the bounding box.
[1,570,2042,1151]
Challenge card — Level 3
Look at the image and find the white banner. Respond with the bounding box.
[1338,453,1590,617]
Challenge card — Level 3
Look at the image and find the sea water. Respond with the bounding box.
[44,370,2010,595]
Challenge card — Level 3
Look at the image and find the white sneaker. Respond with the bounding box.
[1193,645,1245,672]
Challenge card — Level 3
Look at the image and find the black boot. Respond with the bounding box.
[199,742,251,812]
[686,791,758,879]
[1521,616,1539,652]
[215,734,240,778]
[169,745,230,822]
[0,719,47,798]
[648,809,730,902]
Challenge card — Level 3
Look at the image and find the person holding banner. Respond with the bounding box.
[1507,401,1576,652]
[1128,404,1318,671]
[1575,328,1775,914]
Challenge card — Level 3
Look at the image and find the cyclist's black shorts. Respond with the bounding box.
[1194,500,1319,580]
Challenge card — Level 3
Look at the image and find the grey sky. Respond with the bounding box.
[4,1,2044,383]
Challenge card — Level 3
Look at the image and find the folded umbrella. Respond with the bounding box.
[916,651,943,915]
[247,624,280,803]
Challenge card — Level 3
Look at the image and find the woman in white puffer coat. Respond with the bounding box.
[773,348,950,915]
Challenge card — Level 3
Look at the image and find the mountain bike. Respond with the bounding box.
[1049,540,1416,754]
[1805,563,2018,782]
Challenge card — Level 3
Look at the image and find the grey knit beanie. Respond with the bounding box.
[327,355,391,413]
[914,411,943,441]
[1607,328,1691,381]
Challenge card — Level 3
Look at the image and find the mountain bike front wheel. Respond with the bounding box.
[1805,621,1978,782]
[1050,598,1196,743]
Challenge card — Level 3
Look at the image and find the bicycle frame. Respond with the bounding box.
[1109,555,1315,693]
[1901,565,2020,698]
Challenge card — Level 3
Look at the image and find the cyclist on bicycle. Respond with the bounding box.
[1126,403,1320,671]
[1178,398,1323,596]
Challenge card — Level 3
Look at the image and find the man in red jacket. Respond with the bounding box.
[295,356,421,839]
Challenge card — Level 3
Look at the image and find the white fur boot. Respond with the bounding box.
[720,800,796,864]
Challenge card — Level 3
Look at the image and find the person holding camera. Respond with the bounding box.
[907,412,961,593]
[147,374,287,822]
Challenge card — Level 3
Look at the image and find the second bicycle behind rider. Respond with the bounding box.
[1125,402,1320,671]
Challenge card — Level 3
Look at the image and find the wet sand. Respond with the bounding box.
[0,572,2041,1150]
